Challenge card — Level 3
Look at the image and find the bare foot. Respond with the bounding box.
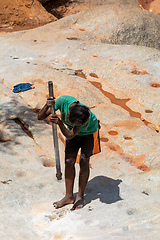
[71,198,84,211]
[53,196,74,209]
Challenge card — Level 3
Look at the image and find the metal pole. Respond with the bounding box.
[48,81,62,180]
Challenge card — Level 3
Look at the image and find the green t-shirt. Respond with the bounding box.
[54,95,99,136]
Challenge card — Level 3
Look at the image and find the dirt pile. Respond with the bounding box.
[38,0,160,20]
[0,0,57,31]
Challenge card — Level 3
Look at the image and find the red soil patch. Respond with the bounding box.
[0,0,56,32]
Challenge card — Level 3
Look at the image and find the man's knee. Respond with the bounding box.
[65,157,75,166]
[79,155,90,168]
[65,152,77,166]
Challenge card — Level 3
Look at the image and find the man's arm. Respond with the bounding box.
[50,114,80,139]
[58,120,80,139]
[38,103,51,120]
[38,97,54,120]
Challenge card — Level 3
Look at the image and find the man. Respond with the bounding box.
[38,95,101,210]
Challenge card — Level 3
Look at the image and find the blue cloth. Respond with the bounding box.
[13,83,32,93]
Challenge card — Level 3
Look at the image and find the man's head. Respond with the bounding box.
[68,104,90,126]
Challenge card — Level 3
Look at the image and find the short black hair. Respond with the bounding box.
[69,104,90,125]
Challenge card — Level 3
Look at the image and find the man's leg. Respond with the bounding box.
[53,151,78,208]
[71,155,90,210]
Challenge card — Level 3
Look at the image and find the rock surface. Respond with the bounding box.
[0,1,160,240]
[53,2,160,50]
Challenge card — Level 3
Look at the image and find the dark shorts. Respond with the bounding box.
[65,129,101,158]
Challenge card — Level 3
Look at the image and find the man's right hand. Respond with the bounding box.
[50,114,60,125]
[46,97,55,107]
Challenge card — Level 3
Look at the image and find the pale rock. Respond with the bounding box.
[0,2,160,240]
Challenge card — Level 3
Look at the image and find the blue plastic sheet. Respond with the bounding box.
[13,83,33,93]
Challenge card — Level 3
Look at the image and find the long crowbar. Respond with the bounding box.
[48,81,62,180]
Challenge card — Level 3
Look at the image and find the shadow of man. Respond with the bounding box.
[84,175,122,205]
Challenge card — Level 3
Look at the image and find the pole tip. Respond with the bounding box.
[48,80,53,84]
[56,172,62,180]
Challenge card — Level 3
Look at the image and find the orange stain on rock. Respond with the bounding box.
[145,109,153,113]
[100,137,109,142]
[37,78,45,84]
[123,141,134,147]
[78,27,86,31]
[112,166,119,170]
[131,67,149,75]
[114,120,142,130]
[75,70,86,79]
[54,235,65,240]
[124,136,133,140]
[89,80,151,128]
[106,142,150,171]
[129,154,151,171]
[150,82,160,88]
[89,73,99,78]
[108,130,118,136]
[76,73,86,78]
